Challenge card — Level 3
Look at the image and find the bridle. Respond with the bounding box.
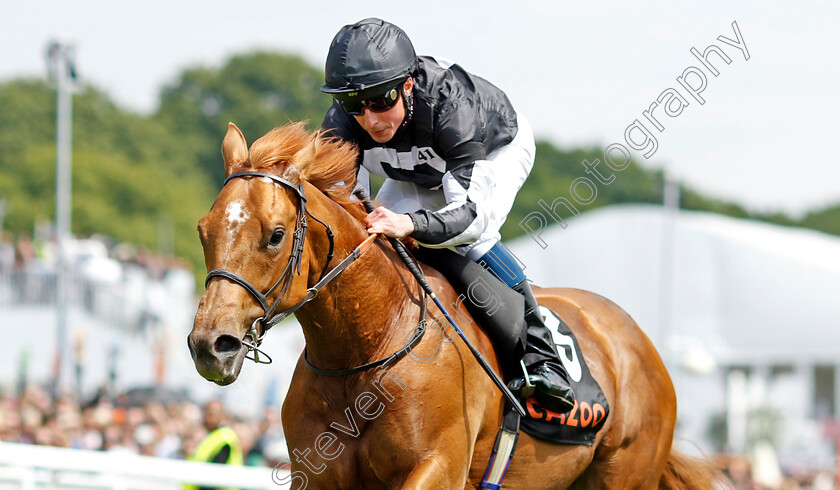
[205,171,328,363]
[203,170,426,371]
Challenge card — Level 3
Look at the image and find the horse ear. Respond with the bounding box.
[222,123,248,174]
[291,133,320,167]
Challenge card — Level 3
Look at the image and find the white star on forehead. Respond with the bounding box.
[225,199,250,228]
[223,200,250,263]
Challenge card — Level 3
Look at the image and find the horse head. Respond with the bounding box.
[188,122,359,385]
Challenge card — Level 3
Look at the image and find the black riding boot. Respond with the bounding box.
[508,280,576,414]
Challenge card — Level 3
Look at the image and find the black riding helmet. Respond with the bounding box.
[321,18,417,102]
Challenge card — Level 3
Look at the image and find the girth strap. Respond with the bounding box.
[479,407,521,489]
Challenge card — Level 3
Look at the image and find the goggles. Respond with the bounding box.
[337,83,402,116]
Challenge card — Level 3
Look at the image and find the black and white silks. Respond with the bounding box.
[322,56,521,249]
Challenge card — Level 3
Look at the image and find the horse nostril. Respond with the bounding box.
[214,335,242,356]
[188,335,197,360]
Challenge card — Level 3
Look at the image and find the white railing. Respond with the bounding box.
[0,443,287,490]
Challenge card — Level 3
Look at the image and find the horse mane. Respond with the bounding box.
[235,122,368,223]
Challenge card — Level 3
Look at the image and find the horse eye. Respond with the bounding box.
[268,228,285,247]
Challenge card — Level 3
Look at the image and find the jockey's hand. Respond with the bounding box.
[366,206,414,238]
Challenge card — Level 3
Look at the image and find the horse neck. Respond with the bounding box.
[295,184,420,371]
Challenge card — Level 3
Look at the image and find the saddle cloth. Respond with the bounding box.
[520,306,610,446]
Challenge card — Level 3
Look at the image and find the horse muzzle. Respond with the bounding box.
[187,329,248,385]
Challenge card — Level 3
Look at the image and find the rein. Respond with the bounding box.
[204,170,427,373]
[303,295,427,376]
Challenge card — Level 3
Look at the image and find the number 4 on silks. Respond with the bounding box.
[416,148,435,161]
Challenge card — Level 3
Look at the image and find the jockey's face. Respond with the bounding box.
[353,77,413,143]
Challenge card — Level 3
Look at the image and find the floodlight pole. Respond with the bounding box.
[47,40,76,399]
[0,198,6,235]
[657,169,679,364]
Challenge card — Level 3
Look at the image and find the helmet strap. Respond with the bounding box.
[400,87,414,129]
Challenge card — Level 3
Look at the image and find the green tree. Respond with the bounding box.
[0,79,213,274]
[800,203,840,236]
[2,49,838,293]
[502,142,665,240]
[155,52,332,184]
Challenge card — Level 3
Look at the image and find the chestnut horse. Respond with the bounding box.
[189,123,720,488]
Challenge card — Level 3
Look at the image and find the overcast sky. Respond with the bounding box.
[2,0,838,217]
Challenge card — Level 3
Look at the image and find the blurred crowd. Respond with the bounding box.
[1,229,196,336]
[0,384,288,468]
[0,229,288,469]
[715,453,836,490]
[0,229,191,282]
[3,386,840,486]
[3,233,838,486]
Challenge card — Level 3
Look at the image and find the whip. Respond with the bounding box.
[355,189,526,417]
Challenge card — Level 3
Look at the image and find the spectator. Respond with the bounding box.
[2,383,832,487]
[13,233,35,270]
[0,231,14,271]
[183,400,244,490]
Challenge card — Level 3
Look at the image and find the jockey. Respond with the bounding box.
[320,18,575,414]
